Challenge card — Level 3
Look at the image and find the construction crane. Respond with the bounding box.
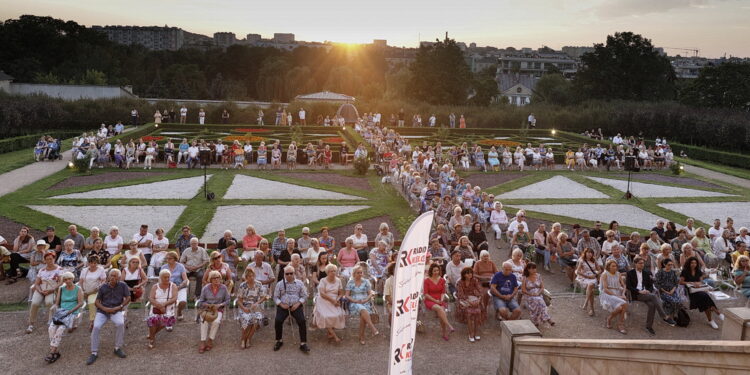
[663,47,700,57]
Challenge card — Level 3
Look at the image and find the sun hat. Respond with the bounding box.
[36,240,50,251]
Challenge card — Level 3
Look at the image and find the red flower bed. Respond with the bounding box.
[322,137,345,144]
[233,128,272,133]
[142,136,164,141]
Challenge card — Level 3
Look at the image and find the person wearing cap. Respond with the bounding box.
[63,225,85,255]
[297,227,313,253]
[273,265,310,353]
[43,226,62,255]
[87,268,130,365]
[45,271,83,363]
[26,239,50,281]
[198,270,230,353]
[203,251,234,293]
[27,252,63,333]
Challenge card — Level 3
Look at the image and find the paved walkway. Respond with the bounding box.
[683,164,750,189]
[0,149,73,197]
[0,127,139,198]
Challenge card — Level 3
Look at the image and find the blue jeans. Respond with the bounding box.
[493,296,519,311]
[535,247,550,268]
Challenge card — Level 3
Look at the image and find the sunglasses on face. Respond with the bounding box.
[285,272,294,275]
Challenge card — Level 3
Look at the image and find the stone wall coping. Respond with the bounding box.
[515,337,750,354]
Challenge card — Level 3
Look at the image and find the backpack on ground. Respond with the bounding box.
[675,308,690,327]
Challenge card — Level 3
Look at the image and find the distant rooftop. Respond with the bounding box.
[295,91,355,102]
[0,70,14,81]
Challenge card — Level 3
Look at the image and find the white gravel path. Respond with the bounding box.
[224,175,365,200]
[50,175,211,199]
[201,204,369,240]
[586,176,732,198]
[27,205,187,237]
[658,202,750,227]
[496,176,609,200]
[516,204,671,230]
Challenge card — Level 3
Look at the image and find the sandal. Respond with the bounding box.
[198,343,206,354]
[50,352,60,363]
[44,353,55,363]
[147,337,154,349]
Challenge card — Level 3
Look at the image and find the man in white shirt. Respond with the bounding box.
[249,251,274,289]
[187,141,199,169]
[130,109,138,126]
[527,113,536,128]
[179,106,188,124]
[445,251,465,296]
[612,133,623,145]
[708,219,723,240]
[429,114,436,127]
[506,212,529,239]
[133,224,154,265]
[114,122,124,135]
[298,108,306,125]
[243,142,253,164]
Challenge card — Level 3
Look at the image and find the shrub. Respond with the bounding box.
[72,155,92,173]
[670,162,683,175]
[353,157,370,175]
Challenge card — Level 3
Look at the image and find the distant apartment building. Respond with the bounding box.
[214,32,237,47]
[273,33,295,44]
[372,39,388,48]
[495,48,578,106]
[91,25,184,51]
[561,46,594,59]
[246,34,262,43]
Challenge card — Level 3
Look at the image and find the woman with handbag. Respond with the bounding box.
[456,267,485,342]
[146,269,177,349]
[575,248,602,317]
[27,252,62,333]
[121,258,147,328]
[237,266,268,349]
[198,271,230,353]
[46,272,83,363]
[521,263,554,328]
[680,257,724,329]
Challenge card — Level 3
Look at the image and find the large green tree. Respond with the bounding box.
[408,37,472,105]
[680,62,750,110]
[574,32,676,101]
[533,73,574,105]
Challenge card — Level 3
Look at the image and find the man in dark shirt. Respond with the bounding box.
[625,256,675,335]
[174,225,196,254]
[88,269,130,365]
[589,221,606,245]
[64,224,85,253]
[652,220,667,242]
[43,226,62,255]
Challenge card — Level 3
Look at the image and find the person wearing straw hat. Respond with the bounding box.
[27,239,50,282]
[45,271,83,363]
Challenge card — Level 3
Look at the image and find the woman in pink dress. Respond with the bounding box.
[337,238,359,278]
[424,263,455,341]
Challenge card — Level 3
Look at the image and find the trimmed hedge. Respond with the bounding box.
[668,142,750,170]
[0,131,80,154]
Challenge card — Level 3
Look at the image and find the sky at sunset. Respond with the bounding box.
[2,0,749,57]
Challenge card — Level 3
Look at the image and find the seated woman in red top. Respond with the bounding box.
[423,263,455,341]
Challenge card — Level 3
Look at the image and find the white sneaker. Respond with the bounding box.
[709,320,718,330]
[475,336,481,341]
[718,313,725,321]
[25,325,34,334]
[468,337,475,343]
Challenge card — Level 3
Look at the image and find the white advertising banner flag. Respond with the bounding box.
[388,211,434,375]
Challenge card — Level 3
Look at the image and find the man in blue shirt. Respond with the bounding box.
[490,262,521,321]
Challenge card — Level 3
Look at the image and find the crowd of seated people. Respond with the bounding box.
[1,206,748,362]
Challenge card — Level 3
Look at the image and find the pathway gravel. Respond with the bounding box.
[683,164,750,189]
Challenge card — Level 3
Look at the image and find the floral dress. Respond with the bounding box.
[455,277,486,326]
[524,276,550,325]
[346,278,373,315]
[237,281,266,328]
[599,272,626,312]
[654,269,682,316]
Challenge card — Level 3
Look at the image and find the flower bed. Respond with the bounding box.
[478,139,522,148]
[142,136,164,141]
[322,137,345,144]
[224,135,266,143]
[232,128,272,133]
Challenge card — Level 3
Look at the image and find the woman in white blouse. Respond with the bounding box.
[103,226,123,258]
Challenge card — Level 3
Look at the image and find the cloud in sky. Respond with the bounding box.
[594,0,715,18]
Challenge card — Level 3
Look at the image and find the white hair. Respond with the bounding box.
[480,250,490,258]
[90,226,100,233]
[108,268,122,278]
[190,237,199,244]
[109,226,119,232]
[291,253,301,261]
[283,265,294,273]
[159,269,171,278]
[224,230,233,236]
